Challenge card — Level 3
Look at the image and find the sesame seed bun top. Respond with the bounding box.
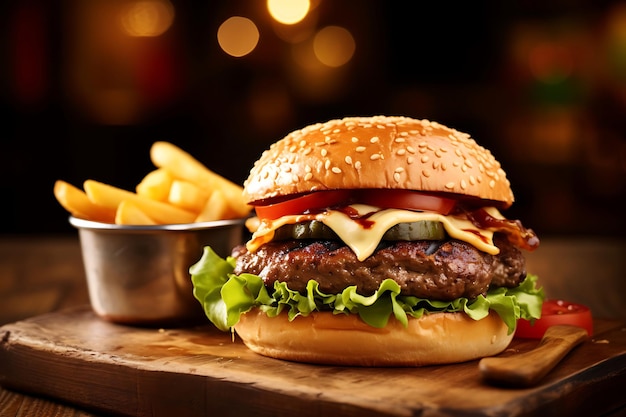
[243,116,514,208]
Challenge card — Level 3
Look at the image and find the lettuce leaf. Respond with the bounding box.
[191,246,545,334]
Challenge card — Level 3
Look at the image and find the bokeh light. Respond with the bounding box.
[267,0,310,25]
[119,0,174,37]
[313,26,355,67]
[528,42,574,84]
[217,16,260,57]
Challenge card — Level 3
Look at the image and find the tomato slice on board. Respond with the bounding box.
[253,189,456,220]
[515,299,594,339]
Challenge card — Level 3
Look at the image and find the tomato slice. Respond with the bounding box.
[515,299,594,339]
[254,190,353,220]
[358,189,456,215]
[253,189,456,220]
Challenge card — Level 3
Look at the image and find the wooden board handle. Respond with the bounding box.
[479,325,588,387]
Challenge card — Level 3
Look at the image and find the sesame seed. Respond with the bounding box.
[345,156,353,165]
[407,146,416,154]
[321,149,328,157]
[356,146,366,152]
[421,155,429,163]
[393,172,401,182]
[445,182,455,189]
[370,154,381,160]
[370,136,380,143]
[422,169,431,177]
[354,161,362,169]
[489,180,496,188]
[332,167,342,174]
[305,165,312,172]
[461,179,467,190]
[324,160,331,170]
[299,140,307,147]
[351,137,359,143]
[469,175,476,185]
[303,148,312,155]
[407,156,414,164]
[394,137,406,143]
[304,173,313,181]
[395,167,405,173]
[289,145,297,152]
[396,149,406,156]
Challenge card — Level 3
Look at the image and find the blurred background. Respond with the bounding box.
[1,0,625,237]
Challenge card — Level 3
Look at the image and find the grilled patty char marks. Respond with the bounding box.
[231,234,526,301]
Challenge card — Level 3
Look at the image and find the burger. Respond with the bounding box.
[191,115,544,366]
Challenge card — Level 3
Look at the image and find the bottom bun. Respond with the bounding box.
[233,309,513,367]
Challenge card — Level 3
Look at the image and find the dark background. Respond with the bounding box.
[1,0,625,237]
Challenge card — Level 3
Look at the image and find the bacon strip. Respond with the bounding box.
[464,208,540,251]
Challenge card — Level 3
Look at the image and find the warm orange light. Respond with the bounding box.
[289,39,349,101]
[217,16,260,57]
[119,0,174,37]
[267,0,310,25]
[313,26,355,67]
[528,41,573,84]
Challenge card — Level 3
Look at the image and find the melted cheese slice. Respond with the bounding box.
[247,205,505,261]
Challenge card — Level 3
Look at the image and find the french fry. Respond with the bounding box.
[195,189,231,222]
[115,200,157,225]
[55,141,248,226]
[150,141,251,217]
[53,180,116,223]
[136,168,173,202]
[84,180,196,224]
[168,180,209,213]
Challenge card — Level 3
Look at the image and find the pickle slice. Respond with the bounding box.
[382,221,445,241]
[273,220,444,241]
[274,220,338,240]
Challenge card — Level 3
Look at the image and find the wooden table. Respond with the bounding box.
[1,235,625,416]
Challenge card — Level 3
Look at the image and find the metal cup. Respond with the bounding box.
[70,216,245,326]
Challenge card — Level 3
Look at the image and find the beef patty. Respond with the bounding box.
[232,234,526,301]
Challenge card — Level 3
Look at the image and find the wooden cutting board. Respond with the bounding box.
[1,306,625,417]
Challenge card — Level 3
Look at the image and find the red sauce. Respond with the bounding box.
[463,208,540,251]
[336,206,375,229]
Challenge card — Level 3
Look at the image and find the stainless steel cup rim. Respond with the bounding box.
[69,216,246,232]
